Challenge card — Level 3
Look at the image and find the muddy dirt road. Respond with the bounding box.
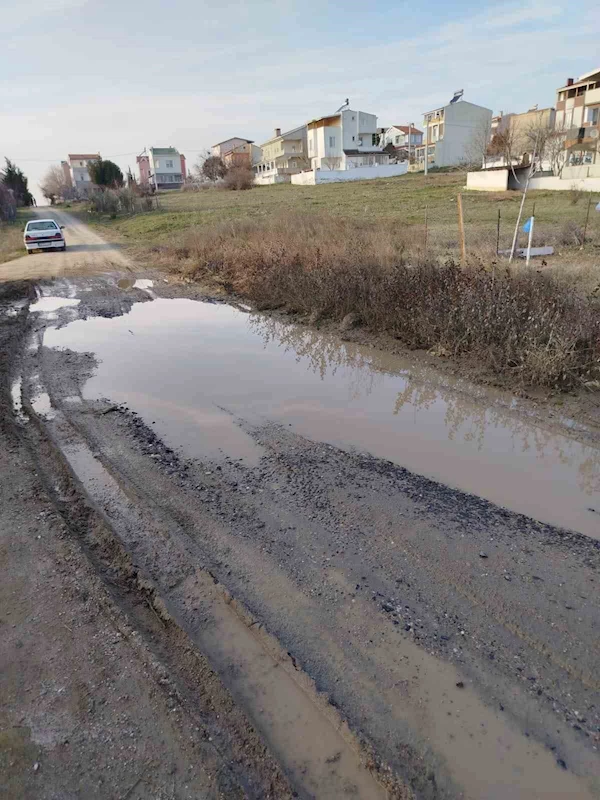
[0,207,131,282]
[3,272,600,799]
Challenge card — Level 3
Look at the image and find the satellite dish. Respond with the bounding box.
[450,90,464,104]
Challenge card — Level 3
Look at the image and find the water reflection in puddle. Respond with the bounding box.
[30,297,80,313]
[43,299,600,538]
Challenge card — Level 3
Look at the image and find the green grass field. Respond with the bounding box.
[78,172,600,258]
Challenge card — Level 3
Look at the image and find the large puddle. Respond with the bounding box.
[43,298,600,539]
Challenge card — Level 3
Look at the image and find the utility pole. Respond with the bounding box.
[424,115,429,176]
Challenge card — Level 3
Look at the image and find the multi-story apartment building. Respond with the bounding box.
[306,109,389,171]
[254,126,308,184]
[414,100,492,168]
[555,68,600,166]
[488,106,556,166]
[137,147,186,190]
[61,153,101,197]
[211,137,261,169]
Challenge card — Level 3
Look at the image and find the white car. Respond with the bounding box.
[24,219,66,253]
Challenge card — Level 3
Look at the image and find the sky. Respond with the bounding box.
[1,0,599,202]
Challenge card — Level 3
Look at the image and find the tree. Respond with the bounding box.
[201,154,227,182]
[0,183,17,221]
[1,159,34,206]
[464,119,492,169]
[88,158,124,189]
[321,156,342,170]
[488,125,518,169]
[40,165,70,204]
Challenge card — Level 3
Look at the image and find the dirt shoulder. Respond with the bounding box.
[0,283,294,800]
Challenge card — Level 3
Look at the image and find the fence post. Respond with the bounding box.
[496,208,501,255]
[582,192,593,246]
[457,193,466,262]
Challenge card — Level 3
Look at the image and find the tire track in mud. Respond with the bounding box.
[22,279,600,799]
[19,394,399,799]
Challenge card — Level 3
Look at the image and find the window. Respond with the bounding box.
[352,136,355,142]
[292,145,296,152]
[357,137,363,147]
[328,136,335,148]
[395,135,400,144]
[166,159,174,168]
[80,161,83,166]
[372,134,378,146]
[155,160,160,169]
[587,107,599,125]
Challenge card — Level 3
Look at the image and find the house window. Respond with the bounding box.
[155,160,160,169]
[292,145,296,152]
[352,136,355,142]
[166,159,174,168]
[395,135,400,144]
[372,134,378,146]
[357,137,363,146]
[329,136,335,148]
[587,107,599,125]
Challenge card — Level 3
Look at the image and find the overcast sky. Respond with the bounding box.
[1,0,598,201]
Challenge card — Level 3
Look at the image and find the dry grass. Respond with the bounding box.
[153,213,600,390]
[0,213,28,265]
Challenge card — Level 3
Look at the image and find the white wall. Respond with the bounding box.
[527,175,600,191]
[291,163,408,185]
[466,169,600,193]
[466,170,509,191]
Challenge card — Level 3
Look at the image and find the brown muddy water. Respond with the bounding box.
[42,298,600,539]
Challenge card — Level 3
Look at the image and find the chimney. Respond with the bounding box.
[275,127,281,137]
[567,78,574,86]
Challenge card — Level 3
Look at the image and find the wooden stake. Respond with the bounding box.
[457,193,466,262]
[424,205,428,252]
[582,192,593,246]
[496,207,501,255]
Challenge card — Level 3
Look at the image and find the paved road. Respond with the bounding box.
[0,207,131,282]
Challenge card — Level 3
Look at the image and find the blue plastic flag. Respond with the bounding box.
[522,217,533,234]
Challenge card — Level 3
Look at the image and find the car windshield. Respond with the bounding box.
[27,221,58,231]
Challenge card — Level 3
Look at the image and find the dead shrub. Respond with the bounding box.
[556,221,584,247]
[159,213,600,389]
[222,167,254,191]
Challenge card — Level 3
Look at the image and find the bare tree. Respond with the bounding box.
[39,165,70,204]
[522,119,554,171]
[321,157,342,170]
[543,126,568,176]
[488,125,519,167]
[464,118,492,169]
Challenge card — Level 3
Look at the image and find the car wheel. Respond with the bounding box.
[61,245,66,252]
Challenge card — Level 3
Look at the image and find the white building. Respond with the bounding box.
[137,147,187,190]
[306,109,389,170]
[62,153,101,197]
[381,125,423,153]
[415,100,493,169]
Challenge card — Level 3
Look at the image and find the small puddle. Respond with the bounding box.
[43,299,600,538]
[10,377,27,423]
[30,297,80,313]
